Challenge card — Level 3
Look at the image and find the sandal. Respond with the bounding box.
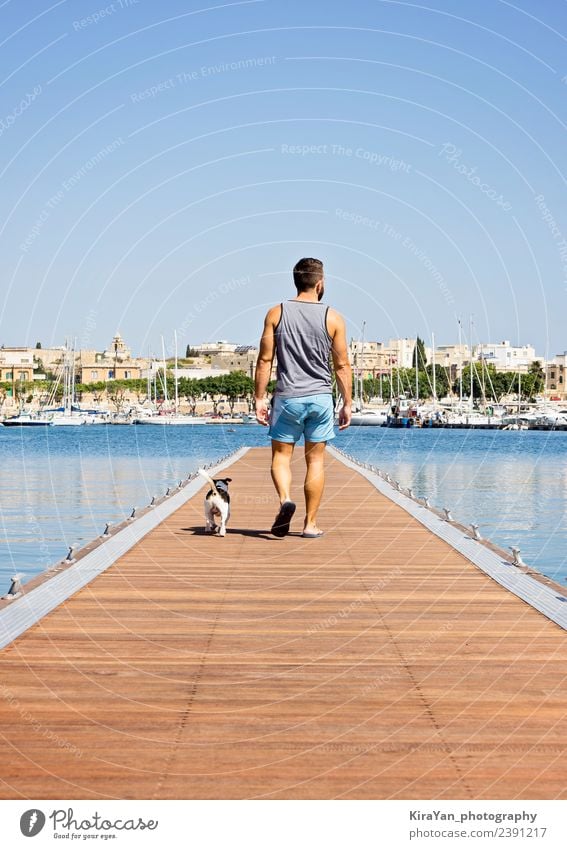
[271,501,296,537]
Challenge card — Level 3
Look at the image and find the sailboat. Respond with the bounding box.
[2,411,52,427]
[47,344,90,426]
[133,333,209,425]
[346,322,388,426]
[349,406,388,426]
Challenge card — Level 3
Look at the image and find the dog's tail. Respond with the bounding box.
[198,468,219,495]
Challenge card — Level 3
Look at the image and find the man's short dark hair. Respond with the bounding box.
[293,257,324,292]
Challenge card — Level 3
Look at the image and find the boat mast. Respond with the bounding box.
[69,336,77,413]
[415,335,418,402]
[352,339,359,411]
[480,342,486,411]
[469,316,474,412]
[458,319,463,408]
[64,339,72,415]
[161,336,168,408]
[174,329,179,414]
[431,331,437,403]
[62,340,68,414]
[360,321,366,408]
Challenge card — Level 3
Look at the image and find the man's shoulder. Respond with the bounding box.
[265,303,283,324]
[326,306,345,331]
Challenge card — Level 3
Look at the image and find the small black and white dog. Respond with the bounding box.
[198,469,232,537]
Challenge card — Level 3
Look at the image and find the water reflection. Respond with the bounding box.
[0,425,565,586]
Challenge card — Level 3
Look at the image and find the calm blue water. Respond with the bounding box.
[1,424,566,588]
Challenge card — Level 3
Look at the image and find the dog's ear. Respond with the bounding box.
[223,478,232,483]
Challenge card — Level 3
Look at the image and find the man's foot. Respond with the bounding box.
[301,525,324,538]
[271,500,296,537]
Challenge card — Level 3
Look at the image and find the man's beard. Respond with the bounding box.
[317,286,324,301]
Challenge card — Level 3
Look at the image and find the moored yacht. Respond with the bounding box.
[2,412,52,427]
[133,411,209,425]
[349,408,388,426]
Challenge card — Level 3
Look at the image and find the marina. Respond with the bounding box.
[1,425,566,591]
[0,447,565,800]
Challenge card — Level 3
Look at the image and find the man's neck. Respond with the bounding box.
[293,292,320,303]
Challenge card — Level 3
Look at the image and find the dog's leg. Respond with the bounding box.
[218,503,228,537]
[204,501,215,534]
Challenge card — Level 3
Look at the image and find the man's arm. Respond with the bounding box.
[328,308,352,429]
[254,305,280,425]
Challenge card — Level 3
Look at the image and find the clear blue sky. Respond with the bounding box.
[0,0,565,359]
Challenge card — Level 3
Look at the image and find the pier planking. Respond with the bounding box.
[0,447,565,800]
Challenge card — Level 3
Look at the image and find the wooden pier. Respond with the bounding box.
[0,446,566,800]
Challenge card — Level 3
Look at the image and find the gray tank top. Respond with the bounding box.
[274,300,333,397]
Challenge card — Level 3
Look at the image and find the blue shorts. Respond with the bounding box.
[269,393,336,444]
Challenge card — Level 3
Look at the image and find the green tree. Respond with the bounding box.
[108,387,127,413]
[425,364,449,399]
[513,371,543,401]
[455,364,483,399]
[412,336,427,370]
[198,376,224,415]
[219,371,251,415]
[35,341,42,349]
[178,377,201,414]
[527,361,545,398]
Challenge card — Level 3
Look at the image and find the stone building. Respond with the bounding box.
[210,345,259,378]
[0,348,39,382]
[546,353,567,400]
[78,333,146,383]
[472,341,538,373]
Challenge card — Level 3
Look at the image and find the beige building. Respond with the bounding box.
[546,353,567,400]
[78,333,146,383]
[385,338,420,370]
[472,341,539,373]
[171,366,230,380]
[210,346,259,377]
[349,338,420,376]
[0,338,146,386]
[0,348,39,383]
[195,341,238,356]
[349,340,387,376]
[430,344,472,382]
[32,347,69,371]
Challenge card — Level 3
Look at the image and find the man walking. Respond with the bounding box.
[255,257,352,538]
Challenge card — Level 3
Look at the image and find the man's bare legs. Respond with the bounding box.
[271,440,294,503]
[270,439,326,536]
[303,441,326,535]
[270,441,297,536]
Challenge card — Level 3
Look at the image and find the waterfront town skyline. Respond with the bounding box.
[2,332,566,400]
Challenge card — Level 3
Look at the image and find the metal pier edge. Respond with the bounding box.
[0,447,250,651]
[328,445,567,631]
